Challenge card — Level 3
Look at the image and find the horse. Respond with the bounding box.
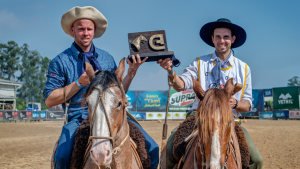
[51,58,144,169]
[177,78,245,169]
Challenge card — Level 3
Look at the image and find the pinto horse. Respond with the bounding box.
[179,78,243,169]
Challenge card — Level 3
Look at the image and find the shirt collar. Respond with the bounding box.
[210,50,234,65]
[71,43,99,60]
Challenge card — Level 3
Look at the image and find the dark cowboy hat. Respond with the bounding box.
[200,18,246,48]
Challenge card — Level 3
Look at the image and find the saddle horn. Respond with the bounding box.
[131,34,147,51]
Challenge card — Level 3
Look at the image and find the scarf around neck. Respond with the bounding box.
[73,41,101,75]
[211,51,232,86]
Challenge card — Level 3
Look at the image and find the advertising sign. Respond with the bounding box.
[39,111,47,119]
[246,90,264,116]
[126,91,137,112]
[32,111,39,120]
[274,111,289,119]
[0,111,3,121]
[3,111,18,120]
[264,89,273,97]
[130,112,146,120]
[146,112,173,120]
[136,91,168,111]
[169,90,195,112]
[273,87,299,109]
[171,112,187,120]
[47,111,65,120]
[259,112,274,119]
[18,111,32,120]
[289,110,300,119]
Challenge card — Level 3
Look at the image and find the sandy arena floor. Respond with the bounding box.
[0,119,299,169]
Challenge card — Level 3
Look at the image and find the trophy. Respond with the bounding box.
[128,30,174,62]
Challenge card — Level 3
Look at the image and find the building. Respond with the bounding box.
[0,79,21,110]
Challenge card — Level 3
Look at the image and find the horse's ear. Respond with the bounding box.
[224,78,234,96]
[193,79,205,100]
[85,62,95,82]
[115,58,125,83]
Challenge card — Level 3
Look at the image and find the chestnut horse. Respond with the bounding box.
[180,78,242,169]
[81,58,140,169]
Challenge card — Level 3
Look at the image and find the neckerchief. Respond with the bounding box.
[211,50,232,86]
[73,41,101,75]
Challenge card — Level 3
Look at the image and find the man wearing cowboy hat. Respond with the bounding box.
[43,6,159,169]
[157,18,263,169]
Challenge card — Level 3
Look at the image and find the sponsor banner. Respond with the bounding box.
[3,111,18,120]
[136,91,168,111]
[171,112,187,120]
[264,89,273,97]
[259,112,274,119]
[32,111,39,120]
[126,91,137,112]
[18,111,32,120]
[39,111,47,119]
[273,87,299,109]
[47,111,65,120]
[169,90,195,112]
[0,111,3,121]
[146,112,173,120]
[274,111,289,119]
[289,110,300,119]
[130,112,146,120]
[246,90,264,115]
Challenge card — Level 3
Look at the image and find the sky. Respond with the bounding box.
[0,0,299,91]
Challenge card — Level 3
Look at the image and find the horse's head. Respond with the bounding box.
[193,78,241,169]
[84,58,128,167]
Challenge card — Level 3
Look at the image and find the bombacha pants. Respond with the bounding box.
[54,111,159,169]
[166,111,263,169]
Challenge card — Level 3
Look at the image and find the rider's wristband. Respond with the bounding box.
[75,79,83,89]
[168,69,174,74]
[233,99,238,109]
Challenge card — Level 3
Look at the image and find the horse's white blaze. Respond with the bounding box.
[87,85,114,165]
[210,110,221,169]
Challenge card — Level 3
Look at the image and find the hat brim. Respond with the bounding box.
[200,21,246,48]
[61,6,107,39]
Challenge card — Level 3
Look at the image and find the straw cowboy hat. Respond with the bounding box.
[200,18,246,48]
[61,6,108,39]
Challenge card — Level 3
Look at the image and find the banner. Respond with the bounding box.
[3,111,18,120]
[243,89,264,116]
[32,111,39,120]
[136,91,168,111]
[273,87,299,109]
[0,111,3,121]
[146,112,173,120]
[169,90,195,112]
[47,111,65,120]
[259,112,274,119]
[18,111,32,120]
[130,112,146,120]
[171,112,187,120]
[264,89,273,97]
[289,110,300,119]
[274,111,289,119]
[126,91,137,112]
[39,111,47,119]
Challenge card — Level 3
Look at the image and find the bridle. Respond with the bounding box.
[83,83,129,168]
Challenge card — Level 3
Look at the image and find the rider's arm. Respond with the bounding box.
[122,55,147,92]
[230,65,252,113]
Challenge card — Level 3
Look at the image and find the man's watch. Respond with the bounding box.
[233,99,238,109]
[75,79,83,89]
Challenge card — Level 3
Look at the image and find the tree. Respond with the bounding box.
[0,41,21,81]
[287,76,300,86]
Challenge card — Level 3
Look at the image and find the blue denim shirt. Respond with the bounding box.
[43,43,117,118]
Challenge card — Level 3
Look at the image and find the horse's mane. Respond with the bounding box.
[84,70,122,99]
[196,88,233,144]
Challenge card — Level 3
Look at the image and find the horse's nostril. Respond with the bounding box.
[107,150,110,156]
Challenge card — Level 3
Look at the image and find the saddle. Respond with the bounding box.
[173,115,250,169]
[51,118,151,169]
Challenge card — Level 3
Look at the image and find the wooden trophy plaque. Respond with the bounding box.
[128,30,174,62]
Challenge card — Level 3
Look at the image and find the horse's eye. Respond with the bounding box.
[117,101,122,108]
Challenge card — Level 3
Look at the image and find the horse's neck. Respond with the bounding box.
[111,115,134,169]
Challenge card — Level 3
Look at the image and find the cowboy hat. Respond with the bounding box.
[61,6,107,39]
[200,18,246,48]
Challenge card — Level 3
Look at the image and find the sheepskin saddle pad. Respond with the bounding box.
[173,115,250,169]
[69,118,151,169]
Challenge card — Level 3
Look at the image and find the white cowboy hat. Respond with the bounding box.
[61,6,107,39]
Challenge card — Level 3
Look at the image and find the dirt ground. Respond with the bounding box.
[0,119,299,169]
